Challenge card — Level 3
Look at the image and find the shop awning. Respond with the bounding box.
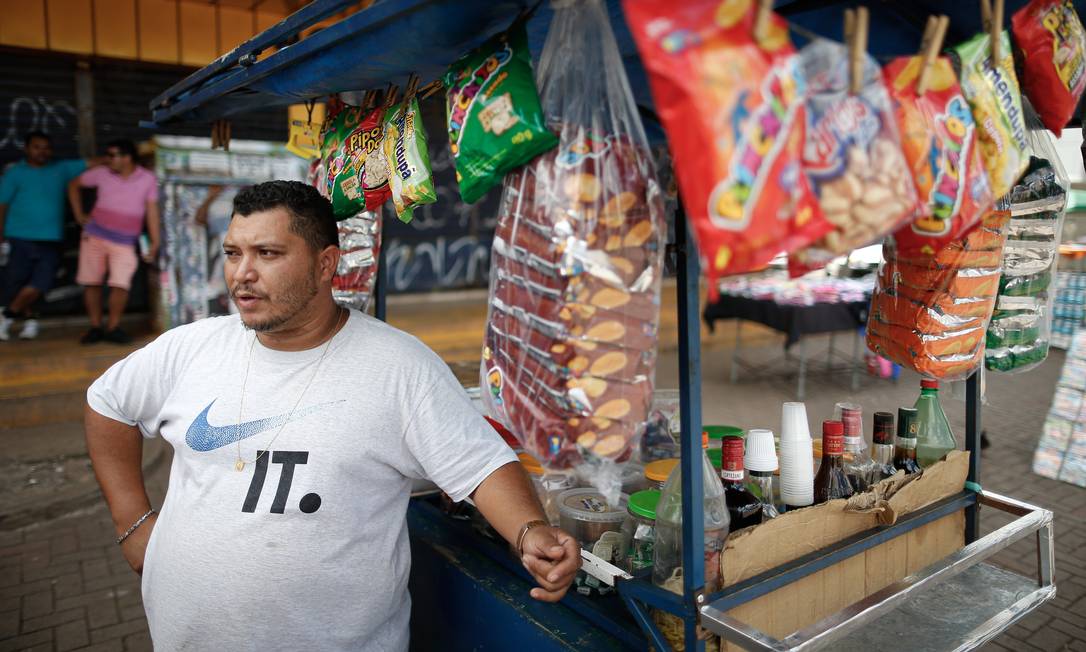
[147,0,1078,129]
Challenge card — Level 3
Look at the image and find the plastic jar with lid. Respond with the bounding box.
[644,458,678,489]
[704,425,744,450]
[619,489,660,573]
[556,488,629,551]
[518,452,577,525]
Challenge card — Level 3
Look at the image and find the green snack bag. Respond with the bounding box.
[444,22,558,204]
[321,104,367,219]
[383,97,437,223]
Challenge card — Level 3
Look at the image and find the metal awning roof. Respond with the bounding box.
[148,0,1074,129]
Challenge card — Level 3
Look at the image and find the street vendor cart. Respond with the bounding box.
[145,0,1066,649]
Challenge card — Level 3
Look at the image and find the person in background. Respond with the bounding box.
[69,139,160,345]
[0,132,93,341]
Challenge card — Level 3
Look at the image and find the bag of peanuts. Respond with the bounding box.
[1012,0,1086,136]
[790,39,921,275]
[883,55,995,256]
[624,0,829,294]
[867,205,1011,380]
[951,31,1030,198]
[480,0,664,502]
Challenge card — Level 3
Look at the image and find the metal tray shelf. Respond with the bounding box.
[699,492,1055,651]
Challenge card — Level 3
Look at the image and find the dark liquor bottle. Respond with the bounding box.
[893,407,923,475]
[721,436,763,528]
[872,411,897,481]
[813,421,854,504]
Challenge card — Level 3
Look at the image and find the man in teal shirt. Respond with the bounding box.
[0,132,89,340]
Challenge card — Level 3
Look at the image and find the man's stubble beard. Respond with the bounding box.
[236,271,320,333]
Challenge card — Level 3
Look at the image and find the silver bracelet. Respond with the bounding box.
[116,509,156,545]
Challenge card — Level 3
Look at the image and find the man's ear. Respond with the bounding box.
[318,245,341,282]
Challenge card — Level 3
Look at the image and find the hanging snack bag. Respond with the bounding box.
[321,104,392,218]
[791,39,921,274]
[444,21,558,204]
[1012,0,1086,135]
[868,206,1011,380]
[952,31,1030,198]
[332,211,382,312]
[884,55,995,255]
[624,0,829,293]
[480,0,664,501]
[383,96,437,224]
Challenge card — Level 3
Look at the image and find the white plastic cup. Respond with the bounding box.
[779,437,814,506]
[744,429,778,472]
[781,402,812,442]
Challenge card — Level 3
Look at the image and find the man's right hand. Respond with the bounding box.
[118,512,157,575]
[74,212,89,226]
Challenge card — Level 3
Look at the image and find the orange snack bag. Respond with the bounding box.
[625,0,829,296]
[883,56,994,256]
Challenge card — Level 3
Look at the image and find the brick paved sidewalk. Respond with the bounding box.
[2,340,1084,651]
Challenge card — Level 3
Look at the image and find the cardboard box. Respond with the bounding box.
[718,451,970,650]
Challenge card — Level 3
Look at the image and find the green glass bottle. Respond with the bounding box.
[914,380,957,468]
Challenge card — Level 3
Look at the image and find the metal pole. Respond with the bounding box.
[965,371,981,543]
[675,211,706,651]
[374,227,388,323]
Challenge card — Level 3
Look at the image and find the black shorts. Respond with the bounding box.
[1,238,60,305]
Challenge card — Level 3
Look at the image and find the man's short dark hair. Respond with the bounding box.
[105,139,138,160]
[24,131,51,146]
[233,181,339,251]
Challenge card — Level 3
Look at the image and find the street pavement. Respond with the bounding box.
[1,299,1084,651]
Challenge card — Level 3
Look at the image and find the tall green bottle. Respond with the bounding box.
[914,380,957,467]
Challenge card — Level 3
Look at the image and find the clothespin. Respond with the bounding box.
[754,0,773,46]
[849,7,869,96]
[362,89,377,112]
[222,120,231,151]
[382,82,397,109]
[916,15,949,95]
[404,73,421,101]
[844,8,856,48]
[420,80,444,101]
[991,0,1004,61]
[980,0,992,31]
[210,120,231,151]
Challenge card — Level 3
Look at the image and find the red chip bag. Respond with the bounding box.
[624,0,828,296]
[1012,0,1086,135]
[883,56,994,256]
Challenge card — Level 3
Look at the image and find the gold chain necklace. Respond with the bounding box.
[234,308,345,471]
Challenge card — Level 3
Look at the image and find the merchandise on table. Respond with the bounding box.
[744,428,781,519]
[893,406,923,474]
[624,0,828,290]
[717,272,874,306]
[332,211,381,312]
[320,101,392,218]
[383,96,437,223]
[721,436,763,529]
[951,31,1030,198]
[1036,327,1086,487]
[813,420,854,503]
[790,39,920,274]
[871,411,897,481]
[480,0,664,493]
[519,452,577,526]
[914,380,957,467]
[779,401,815,507]
[1011,0,1086,135]
[704,424,744,450]
[640,390,681,462]
[882,55,993,256]
[619,489,660,572]
[644,458,678,490]
[985,127,1068,372]
[835,402,876,492]
[557,488,628,549]
[443,20,558,204]
[867,207,1010,380]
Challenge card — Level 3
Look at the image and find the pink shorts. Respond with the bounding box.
[76,234,139,290]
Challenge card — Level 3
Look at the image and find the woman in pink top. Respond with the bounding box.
[68,139,161,345]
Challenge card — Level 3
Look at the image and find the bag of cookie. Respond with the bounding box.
[480,0,664,499]
[383,95,436,224]
[444,20,558,204]
[625,0,829,293]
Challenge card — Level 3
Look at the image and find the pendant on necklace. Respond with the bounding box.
[235,460,245,472]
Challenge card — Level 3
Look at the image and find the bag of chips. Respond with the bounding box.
[883,56,995,256]
[332,211,382,312]
[1011,0,1086,135]
[321,104,392,219]
[790,39,921,274]
[624,0,828,294]
[444,21,558,204]
[382,97,437,224]
[952,31,1030,198]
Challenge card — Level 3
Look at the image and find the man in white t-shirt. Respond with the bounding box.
[85,180,580,650]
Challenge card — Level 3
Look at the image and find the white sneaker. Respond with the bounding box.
[0,313,10,341]
[19,319,39,340]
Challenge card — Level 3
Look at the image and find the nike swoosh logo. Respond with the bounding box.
[185,399,344,452]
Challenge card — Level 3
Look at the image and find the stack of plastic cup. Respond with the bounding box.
[779,402,814,507]
[744,429,778,473]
